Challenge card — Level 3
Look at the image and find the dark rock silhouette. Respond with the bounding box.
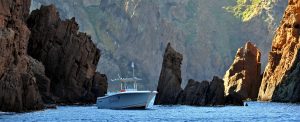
[154,43,183,105]
[223,42,261,100]
[178,76,225,106]
[0,0,44,112]
[92,73,108,98]
[258,0,300,102]
[26,5,107,104]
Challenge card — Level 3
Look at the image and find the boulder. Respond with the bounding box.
[225,87,244,106]
[0,0,44,112]
[26,5,106,104]
[223,42,261,100]
[154,43,183,105]
[258,0,300,102]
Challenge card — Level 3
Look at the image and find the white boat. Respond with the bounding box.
[96,63,157,109]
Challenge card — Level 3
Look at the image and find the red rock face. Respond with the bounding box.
[0,0,44,112]
[27,5,106,104]
[258,0,300,102]
[223,42,261,100]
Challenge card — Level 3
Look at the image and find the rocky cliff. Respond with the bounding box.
[155,44,243,106]
[30,0,288,90]
[223,42,261,100]
[0,0,44,112]
[27,5,107,104]
[258,0,300,102]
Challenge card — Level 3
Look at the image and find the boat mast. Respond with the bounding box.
[131,62,137,90]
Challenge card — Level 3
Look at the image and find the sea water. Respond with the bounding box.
[0,101,300,122]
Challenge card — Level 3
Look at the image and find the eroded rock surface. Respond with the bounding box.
[0,0,44,112]
[27,5,107,104]
[223,42,261,100]
[258,0,300,102]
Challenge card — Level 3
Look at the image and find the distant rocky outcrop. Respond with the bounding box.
[26,5,107,104]
[0,0,44,112]
[155,43,243,106]
[258,0,300,102]
[154,43,183,105]
[223,42,261,100]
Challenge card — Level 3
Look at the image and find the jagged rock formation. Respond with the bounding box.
[223,42,261,100]
[30,0,288,91]
[154,43,183,105]
[179,77,225,106]
[27,5,107,104]
[258,0,300,102]
[155,43,243,106]
[0,0,44,112]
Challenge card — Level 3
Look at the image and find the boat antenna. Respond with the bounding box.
[118,74,121,79]
[131,62,135,78]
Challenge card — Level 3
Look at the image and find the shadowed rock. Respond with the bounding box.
[154,43,183,105]
[178,76,225,106]
[28,56,53,104]
[26,5,107,104]
[258,0,300,102]
[223,42,261,100]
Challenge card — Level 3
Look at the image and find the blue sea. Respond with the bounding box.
[1,101,300,122]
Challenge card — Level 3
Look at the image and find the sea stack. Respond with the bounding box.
[223,42,261,100]
[154,43,183,105]
[0,0,44,112]
[26,5,107,104]
[258,0,300,102]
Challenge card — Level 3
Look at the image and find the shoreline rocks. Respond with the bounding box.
[223,42,261,100]
[258,0,300,102]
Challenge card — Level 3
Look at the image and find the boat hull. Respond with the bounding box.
[96,91,157,109]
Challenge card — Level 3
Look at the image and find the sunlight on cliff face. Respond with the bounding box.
[225,0,285,30]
